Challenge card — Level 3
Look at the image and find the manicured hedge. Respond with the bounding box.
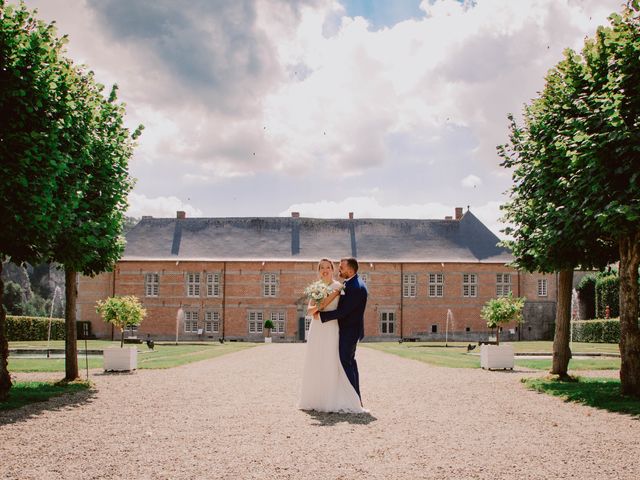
[571,319,620,343]
[6,315,65,341]
[595,274,619,319]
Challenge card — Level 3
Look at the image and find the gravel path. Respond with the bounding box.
[1,344,638,480]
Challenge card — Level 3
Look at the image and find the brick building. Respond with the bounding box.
[77,208,556,342]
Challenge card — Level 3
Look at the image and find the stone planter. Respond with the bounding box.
[264,337,272,343]
[103,347,138,371]
[480,344,514,370]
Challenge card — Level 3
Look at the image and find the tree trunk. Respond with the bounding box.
[64,269,79,381]
[0,262,13,401]
[551,269,573,378]
[619,233,640,398]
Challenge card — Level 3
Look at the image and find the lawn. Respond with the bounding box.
[363,341,620,370]
[523,377,640,417]
[0,381,92,411]
[7,340,258,372]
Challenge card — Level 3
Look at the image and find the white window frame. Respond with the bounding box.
[263,273,278,297]
[463,273,477,298]
[537,278,548,297]
[205,311,220,333]
[206,273,221,297]
[496,273,512,297]
[125,324,138,334]
[248,311,264,334]
[184,310,199,333]
[380,311,395,335]
[403,274,417,298]
[186,272,201,297]
[144,273,159,297]
[428,273,444,298]
[360,273,369,285]
[270,311,286,334]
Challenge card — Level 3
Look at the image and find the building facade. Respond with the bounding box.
[77,209,557,342]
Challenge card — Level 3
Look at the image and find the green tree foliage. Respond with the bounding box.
[96,296,147,348]
[480,294,525,346]
[500,3,640,395]
[0,1,141,396]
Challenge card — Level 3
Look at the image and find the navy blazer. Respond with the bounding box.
[319,274,368,340]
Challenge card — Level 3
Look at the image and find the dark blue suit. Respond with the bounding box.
[319,274,368,398]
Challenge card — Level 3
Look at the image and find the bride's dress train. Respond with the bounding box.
[298,286,365,413]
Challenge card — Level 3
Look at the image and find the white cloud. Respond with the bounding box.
[127,193,203,219]
[461,174,482,188]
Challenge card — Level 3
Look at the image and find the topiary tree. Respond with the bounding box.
[480,294,526,346]
[264,319,274,338]
[96,296,147,348]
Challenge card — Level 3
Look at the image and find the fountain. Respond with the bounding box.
[570,288,579,348]
[46,286,62,359]
[445,309,454,347]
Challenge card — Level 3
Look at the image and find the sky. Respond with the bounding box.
[19,0,624,237]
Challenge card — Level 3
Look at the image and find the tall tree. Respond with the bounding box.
[0,0,83,400]
[499,52,615,379]
[53,80,140,381]
[500,2,640,395]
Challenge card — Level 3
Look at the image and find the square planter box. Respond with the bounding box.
[264,337,272,343]
[480,344,514,370]
[103,347,138,371]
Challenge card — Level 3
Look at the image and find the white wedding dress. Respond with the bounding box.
[298,280,365,413]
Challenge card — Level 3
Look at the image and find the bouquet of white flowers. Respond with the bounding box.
[304,280,336,309]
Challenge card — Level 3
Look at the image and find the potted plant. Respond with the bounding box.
[479,294,525,370]
[263,319,274,343]
[96,295,147,371]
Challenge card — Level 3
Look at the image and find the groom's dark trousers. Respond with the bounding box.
[319,274,368,398]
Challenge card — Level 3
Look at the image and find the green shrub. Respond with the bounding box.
[595,274,619,319]
[6,315,65,341]
[572,319,620,343]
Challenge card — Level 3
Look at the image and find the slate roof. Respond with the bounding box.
[122,211,512,264]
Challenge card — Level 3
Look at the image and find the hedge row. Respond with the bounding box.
[6,315,66,341]
[595,274,619,319]
[571,319,620,343]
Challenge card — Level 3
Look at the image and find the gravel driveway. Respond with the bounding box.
[1,344,638,480]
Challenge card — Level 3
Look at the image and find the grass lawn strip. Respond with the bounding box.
[523,377,640,417]
[0,381,91,411]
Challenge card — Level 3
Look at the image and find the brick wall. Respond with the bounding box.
[78,260,557,342]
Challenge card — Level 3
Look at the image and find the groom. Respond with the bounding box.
[312,257,368,400]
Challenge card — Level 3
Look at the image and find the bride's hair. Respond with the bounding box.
[317,258,334,270]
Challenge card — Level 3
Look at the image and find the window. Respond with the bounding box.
[205,311,220,333]
[403,274,417,298]
[206,273,221,297]
[184,310,199,333]
[537,278,548,297]
[270,311,286,334]
[496,273,512,297]
[125,325,138,334]
[465,326,471,332]
[380,311,395,334]
[462,273,477,297]
[144,273,159,297]
[305,316,312,333]
[431,324,438,333]
[263,273,278,297]
[248,311,264,334]
[360,273,369,285]
[428,273,444,297]
[186,273,201,297]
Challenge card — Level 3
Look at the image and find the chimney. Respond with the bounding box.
[291,212,300,218]
[455,207,463,220]
[177,211,186,219]
[348,212,354,220]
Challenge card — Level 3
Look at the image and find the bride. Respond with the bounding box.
[298,258,365,413]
